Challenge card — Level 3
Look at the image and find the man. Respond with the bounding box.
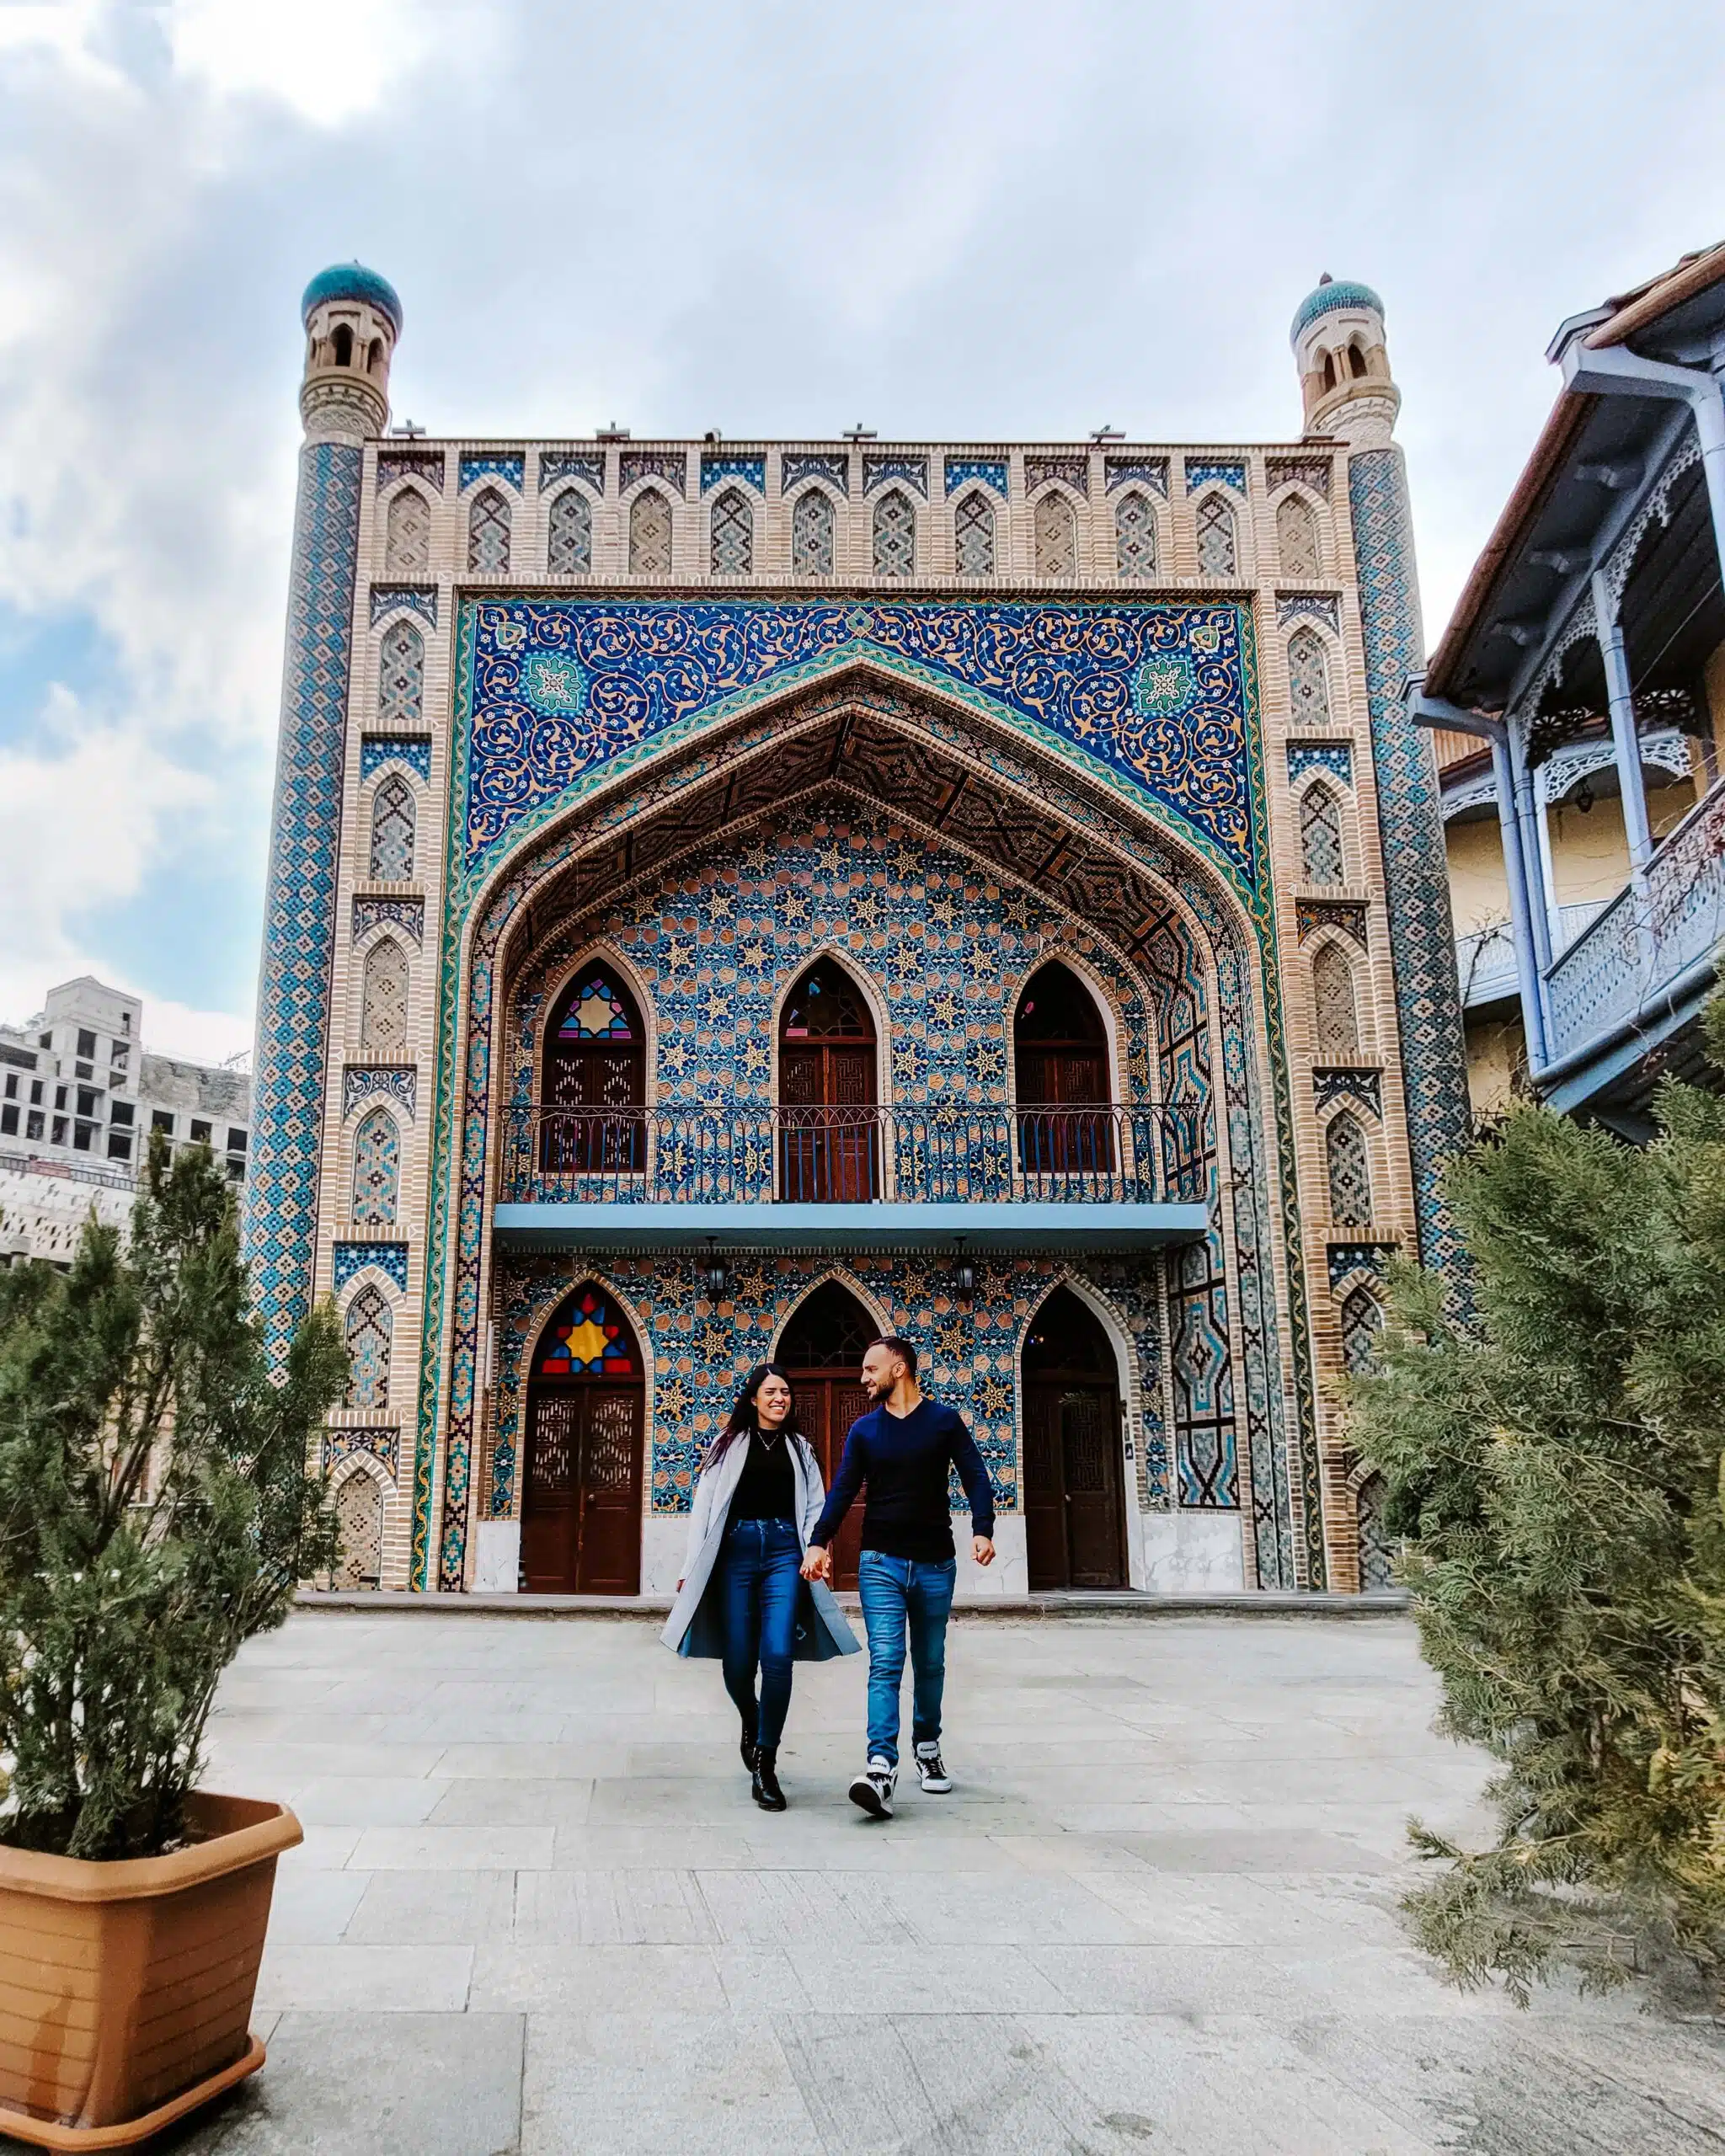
[801,1335,995,1818]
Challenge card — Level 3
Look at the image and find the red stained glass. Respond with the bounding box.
[533,1286,638,1378]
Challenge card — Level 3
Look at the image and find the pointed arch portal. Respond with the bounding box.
[1022,1285,1127,1590]
[521,1282,645,1593]
[777,1279,877,1589]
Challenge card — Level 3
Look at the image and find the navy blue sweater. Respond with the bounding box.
[810,1398,996,1563]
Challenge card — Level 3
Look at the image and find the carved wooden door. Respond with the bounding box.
[521,1385,643,1593]
[790,1375,870,1590]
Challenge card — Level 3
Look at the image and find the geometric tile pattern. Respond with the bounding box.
[1276,593,1341,632]
[458,454,523,491]
[370,584,437,628]
[1296,899,1368,946]
[333,1240,409,1294]
[1288,741,1353,787]
[782,453,849,496]
[863,455,929,497]
[242,441,364,1367]
[360,734,433,784]
[539,451,605,492]
[619,451,686,497]
[1026,456,1089,497]
[354,895,424,945]
[1187,460,1247,494]
[1106,456,1168,495]
[324,1425,400,1478]
[1313,1066,1382,1118]
[1265,456,1332,501]
[458,598,1260,883]
[700,456,766,494]
[377,451,445,494]
[343,1065,418,1120]
[1347,449,1470,1276]
[1326,1240,1396,1290]
[945,458,1008,498]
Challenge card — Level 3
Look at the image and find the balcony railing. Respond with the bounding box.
[500,1103,1199,1209]
[1545,777,1725,1065]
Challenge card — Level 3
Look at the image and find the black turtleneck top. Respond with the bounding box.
[730,1429,797,1524]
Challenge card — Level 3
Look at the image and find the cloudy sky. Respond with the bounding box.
[1,0,1722,1063]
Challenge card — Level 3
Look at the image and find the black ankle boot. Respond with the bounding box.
[752,1748,787,1811]
[740,1716,758,1774]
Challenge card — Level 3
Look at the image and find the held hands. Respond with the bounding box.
[973,1535,996,1567]
[800,1545,832,1583]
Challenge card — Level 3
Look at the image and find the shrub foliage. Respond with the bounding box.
[0,1137,344,1860]
[1348,1012,1725,2003]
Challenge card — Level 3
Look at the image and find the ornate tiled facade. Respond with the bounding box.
[247,263,1467,1604]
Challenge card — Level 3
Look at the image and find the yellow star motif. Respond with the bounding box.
[561,1316,611,1366]
[576,990,617,1035]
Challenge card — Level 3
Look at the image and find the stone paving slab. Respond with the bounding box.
[45,1609,1725,2156]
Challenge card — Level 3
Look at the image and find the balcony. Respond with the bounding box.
[1541,777,1725,1116]
[493,1104,1210,1252]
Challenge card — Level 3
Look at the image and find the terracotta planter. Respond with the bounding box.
[0,1791,300,2150]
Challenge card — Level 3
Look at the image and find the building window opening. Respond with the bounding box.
[1023,1285,1126,1590]
[331,323,353,367]
[542,964,646,1174]
[779,958,878,1201]
[1014,960,1114,1173]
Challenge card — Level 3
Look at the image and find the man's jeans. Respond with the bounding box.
[856,1549,958,1769]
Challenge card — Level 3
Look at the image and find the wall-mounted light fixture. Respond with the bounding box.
[704,1239,728,1299]
[953,1236,975,1303]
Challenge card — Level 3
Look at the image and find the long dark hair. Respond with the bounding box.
[708,1362,801,1466]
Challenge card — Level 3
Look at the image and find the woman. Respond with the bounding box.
[660,1363,859,1809]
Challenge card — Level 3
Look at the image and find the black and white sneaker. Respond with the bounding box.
[915,1742,952,1794]
[848,1756,896,1819]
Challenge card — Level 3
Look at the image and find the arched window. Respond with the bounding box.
[467,485,511,574]
[384,487,430,575]
[376,620,424,728]
[1311,942,1360,1061]
[1325,1110,1371,1227]
[1034,492,1076,578]
[1340,1283,1381,1376]
[1114,490,1157,579]
[369,773,415,883]
[332,1470,383,1589]
[360,937,409,1059]
[792,488,835,574]
[1300,782,1345,887]
[350,1107,401,1227]
[332,323,353,368]
[1356,1470,1396,1590]
[1194,491,1237,577]
[344,1283,392,1408]
[873,489,916,577]
[1287,625,1332,723]
[366,338,383,375]
[542,963,645,1173]
[709,487,753,576]
[1321,351,1338,394]
[1277,491,1321,578]
[629,488,672,574]
[953,491,994,576]
[780,957,878,1201]
[1349,342,1370,379]
[1014,960,1113,1172]
[547,488,592,575]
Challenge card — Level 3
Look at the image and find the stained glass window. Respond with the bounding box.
[556,970,635,1042]
[1288,626,1332,723]
[385,487,430,574]
[782,958,872,1038]
[953,491,994,576]
[377,621,424,727]
[1325,1110,1371,1228]
[360,937,409,1059]
[1195,490,1237,577]
[1312,942,1360,1061]
[547,488,592,575]
[630,488,672,574]
[792,488,835,574]
[369,774,415,883]
[1034,491,1076,577]
[467,485,511,574]
[1300,782,1345,887]
[1277,490,1321,578]
[350,1106,400,1227]
[710,487,753,576]
[1115,490,1157,578]
[873,489,916,578]
[344,1283,392,1407]
[1340,1283,1381,1377]
[534,1283,638,1378]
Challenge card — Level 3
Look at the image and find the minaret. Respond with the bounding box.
[1290,275,1400,447]
[244,264,402,1364]
[1288,275,1471,1296]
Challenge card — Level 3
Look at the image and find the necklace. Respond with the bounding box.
[756,1426,783,1452]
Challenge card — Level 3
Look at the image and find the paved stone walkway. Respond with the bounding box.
[135,1611,1725,2154]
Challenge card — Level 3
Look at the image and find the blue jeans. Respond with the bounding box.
[856,1550,957,1769]
[719,1518,802,1752]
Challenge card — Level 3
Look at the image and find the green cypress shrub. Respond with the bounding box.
[0,1134,344,1860]
[1348,1006,1725,2004]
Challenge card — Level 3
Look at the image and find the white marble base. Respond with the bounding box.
[1138,1509,1245,1593]
[471,1518,521,1593]
[953,1513,1028,1598]
[640,1513,689,1596]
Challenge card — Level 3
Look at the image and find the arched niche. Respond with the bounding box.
[521,1281,645,1593]
[1022,1284,1126,1590]
[777,955,879,1202]
[776,1278,879,1588]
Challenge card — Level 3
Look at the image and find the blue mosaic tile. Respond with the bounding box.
[459,454,524,491]
[324,1425,399,1477]
[1186,461,1247,494]
[360,734,432,783]
[619,450,686,497]
[1327,1240,1397,1289]
[701,455,766,494]
[862,454,927,498]
[334,1241,409,1294]
[539,451,604,493]
[370,584,437,628]
[343,1065,418,1120]
[1106,456,1168,495]
[377,451,445,494]
[944,458,1008,499]
[1288,741,1353,786]
[354,895,424,944]
[1276,592,1340,632]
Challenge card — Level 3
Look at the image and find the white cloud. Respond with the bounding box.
[166,0,465,125]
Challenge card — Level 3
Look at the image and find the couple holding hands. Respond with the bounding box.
[660,1334,996,1817]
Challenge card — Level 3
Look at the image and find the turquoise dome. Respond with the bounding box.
[1290,276,1384,348]
[301,263,403,336]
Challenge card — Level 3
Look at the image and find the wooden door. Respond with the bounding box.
[780,959,878,1201]
[789,1374,870,1589]
[1022,1286,1126,1591]
[1014,961,1114,1174]
[521,1385,643,1593]
[542,966,644,1173]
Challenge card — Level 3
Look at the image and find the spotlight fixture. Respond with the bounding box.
[704,1239,728,1299]
[953,1237,975,1303]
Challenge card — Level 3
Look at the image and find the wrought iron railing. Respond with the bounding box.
[499,1103,1199,1207]
[1545,776,1725,1063]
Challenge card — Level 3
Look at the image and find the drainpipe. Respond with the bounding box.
[1590,568,1654,874]
[1560,342,1725,592]
[1407,681,1551,1070]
